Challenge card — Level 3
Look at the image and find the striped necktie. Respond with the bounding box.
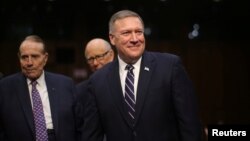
[31,81,48,141]
[124,64,136,123]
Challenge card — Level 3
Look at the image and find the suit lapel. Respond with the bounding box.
[134,52,155,125]
[108,53,156,128]
[16,73,35,136]
[16,72,59,137]
[45,72,58,132]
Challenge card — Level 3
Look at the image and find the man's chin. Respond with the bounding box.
[24,73,39,80]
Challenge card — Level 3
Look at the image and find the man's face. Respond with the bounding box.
[109,16,145,64]
[85,46,113,72]
[19,40,48,80]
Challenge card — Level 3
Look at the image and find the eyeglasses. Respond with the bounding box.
[86,50,110,64]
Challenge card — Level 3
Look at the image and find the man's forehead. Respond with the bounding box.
[20,43,44,54]
[20,40,43,49]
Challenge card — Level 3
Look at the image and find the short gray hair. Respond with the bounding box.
[18,35,47,55]
[109,10,144,34]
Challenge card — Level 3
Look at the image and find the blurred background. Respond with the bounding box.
[0,0,249,127]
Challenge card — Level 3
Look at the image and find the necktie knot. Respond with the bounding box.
[125,64,134,71]
[31,81,38,87]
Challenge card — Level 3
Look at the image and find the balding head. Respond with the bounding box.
[85,38,114,72]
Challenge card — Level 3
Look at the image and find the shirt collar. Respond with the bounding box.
[118,55,142,72]
[27,71,45,86]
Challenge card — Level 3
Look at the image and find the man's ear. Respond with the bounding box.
[109,34,115,46]
[44,52,49,64]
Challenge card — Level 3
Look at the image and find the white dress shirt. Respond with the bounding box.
[27,71,53,129]
[118,56,141,101]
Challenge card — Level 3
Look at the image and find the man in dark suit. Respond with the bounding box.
[76,38,114,106]
[82,10,202,141]
[0,35,79,141]
[76,38,114,141]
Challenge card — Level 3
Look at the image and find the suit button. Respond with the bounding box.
[133,131,137,136]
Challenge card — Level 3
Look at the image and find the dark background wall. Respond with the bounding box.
[0,0,249,126]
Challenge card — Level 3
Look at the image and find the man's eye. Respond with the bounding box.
[88,57,94,61]
[137,31,143,34]
[121,32,130,36]
[21,56,28,60]
[31,55,40,59]
[95,55,102,59]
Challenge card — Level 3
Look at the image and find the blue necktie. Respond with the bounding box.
[31,81,48,141]
[124,64,136,122]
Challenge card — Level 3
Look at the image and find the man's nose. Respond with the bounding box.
[26,57,33,65]
[131,32,138,41]
[130,32,139,44]
[93,59,99,65]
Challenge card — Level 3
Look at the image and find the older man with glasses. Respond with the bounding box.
[75,38,114,141]
[85,38,114,72]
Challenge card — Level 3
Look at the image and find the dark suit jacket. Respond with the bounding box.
[0,72,79,141]
[82,51,202,141]
[75,80,88,130]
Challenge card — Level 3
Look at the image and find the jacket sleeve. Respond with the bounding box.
[81,78,104,141]
[171,56,203,141]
